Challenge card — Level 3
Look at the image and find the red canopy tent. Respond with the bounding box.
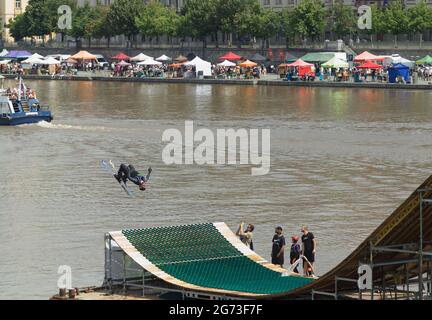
[357,61,383,69]
[218,51,242,61]
[354,51,384,62]
[111,52,130,61]
[286,59,314,76]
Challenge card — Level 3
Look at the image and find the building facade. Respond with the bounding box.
[0,0,29,40]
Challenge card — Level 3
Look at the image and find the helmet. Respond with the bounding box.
[291,236,299,242]
[138,177,146,191]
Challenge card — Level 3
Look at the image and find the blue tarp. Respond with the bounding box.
[4,50,32,59]
[388,63,410,83]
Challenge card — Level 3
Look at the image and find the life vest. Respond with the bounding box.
[290,243,301,255]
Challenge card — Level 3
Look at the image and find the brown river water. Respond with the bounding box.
[0,80,431,299]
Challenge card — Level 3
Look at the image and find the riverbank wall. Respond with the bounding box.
[5,74,432,90]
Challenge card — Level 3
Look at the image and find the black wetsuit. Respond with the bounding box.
[117,164,151,185]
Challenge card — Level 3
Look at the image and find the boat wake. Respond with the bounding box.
[36,121,106,131]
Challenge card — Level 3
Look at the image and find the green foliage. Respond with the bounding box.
[92,5,114,40]
[291,0,326,40]
[135,2,181,38]
[7,0,432,47]
[330,0,357,38]
[407,0,432,35]
[9,14,28,41]
[280,8,296,40]
[68,3,99,41]
[181,0,218,41]
[384,0,408,36]
[23,0,51,38]
[107,0,144,39]
[45,0,76,33]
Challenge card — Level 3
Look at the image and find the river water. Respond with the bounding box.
[0,80,431,299]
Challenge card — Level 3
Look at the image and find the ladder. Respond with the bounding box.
[21,100,30,112]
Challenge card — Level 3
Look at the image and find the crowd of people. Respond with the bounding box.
[236,222,316,277]
[2,52,431,85]
[283,64,432,84]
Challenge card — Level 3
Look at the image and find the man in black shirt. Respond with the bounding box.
[271,226,286,267]
[301,225,316,276]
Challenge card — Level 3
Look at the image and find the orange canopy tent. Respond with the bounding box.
[354,51,384,62]
[239,60,257,67]
[174,55,188,62]
[357,61,383,69]
[286,59,314,76]
[169,62,186,68]
[70,50,97,60]
[65,57,78,64]
[218,51,242,61]
[112,52,130,61]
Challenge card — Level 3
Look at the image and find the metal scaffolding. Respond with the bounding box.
[312,189,432,300]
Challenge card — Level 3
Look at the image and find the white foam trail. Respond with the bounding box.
[36,121,106,131]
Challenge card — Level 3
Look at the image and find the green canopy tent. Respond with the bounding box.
[300,52,336,63]
[416,55,432,65]
[285,52,298,63]
[321,57,349,68]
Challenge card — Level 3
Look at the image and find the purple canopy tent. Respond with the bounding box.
[5,50,32,59]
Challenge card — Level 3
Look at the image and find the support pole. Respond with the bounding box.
[123,251,126,293]
[108,235,113,293]
[142,270,145,297]
[419,192,424,300]
[370,241,374,301]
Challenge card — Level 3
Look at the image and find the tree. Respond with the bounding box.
[23,0,51,44]
[45,0,77,42]
[234,1,280,49]
[291,0,326,43]
[254,9,280,49]
[216,0,250,47]
[9,14,29,42]
[181,0,219,49]
[280,8,296,48]
[135,2,181,46]
[93,5,115,48]
[68,3,99,47]
[363,4,387,45]
[330,1,357,40]
[383,0,408,47]
[107,0,144,47]
[407,0,431,47]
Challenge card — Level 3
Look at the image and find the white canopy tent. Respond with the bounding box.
[46,54,71,62]
[29,53,44,59]
[217,60,236,67]
[321,57,349,68]
[131,53,153,62]
[21,56,45,64]
[41,57,61,65]
[184,56,212,77]
[156,54,172,62]
[383,54,415,69]
[0,49,8,57]
[137,58,162,66]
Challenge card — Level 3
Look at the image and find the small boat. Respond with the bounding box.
[0,77,53,126]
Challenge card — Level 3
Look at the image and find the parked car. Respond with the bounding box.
[94,54,109,69]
